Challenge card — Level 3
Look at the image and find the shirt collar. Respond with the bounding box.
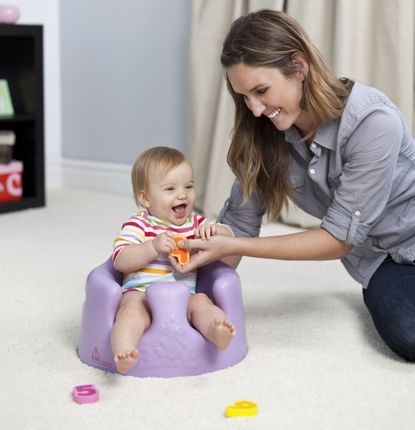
[285,117,339,151]
[313,118,340,150]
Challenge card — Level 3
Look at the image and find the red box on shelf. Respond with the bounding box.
[0,160,23,202]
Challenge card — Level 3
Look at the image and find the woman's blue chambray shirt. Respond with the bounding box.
[218,81,415,288]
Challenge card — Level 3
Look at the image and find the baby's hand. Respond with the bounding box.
[152,232,175,255]
[196,223,217,240]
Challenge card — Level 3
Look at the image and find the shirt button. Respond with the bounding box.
[309,168,316,175]
[354,210,361,217]
[311,143,316,149]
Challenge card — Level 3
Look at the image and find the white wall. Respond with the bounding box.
[60,0,191,195]
[10,0,62,188]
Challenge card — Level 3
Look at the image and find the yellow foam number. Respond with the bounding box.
[225,400,259,417]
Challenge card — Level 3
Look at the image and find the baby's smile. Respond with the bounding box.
[172,203,187,219]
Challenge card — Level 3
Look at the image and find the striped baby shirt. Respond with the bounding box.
[113,210,207,293]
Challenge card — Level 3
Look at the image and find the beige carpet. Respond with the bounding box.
[1,188,414,430]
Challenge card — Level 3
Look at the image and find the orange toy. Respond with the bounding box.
[170,235,190,265]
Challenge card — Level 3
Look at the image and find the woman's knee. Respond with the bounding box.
[364,260,415,361]
[365,292,415,361]
[388,328,415,362]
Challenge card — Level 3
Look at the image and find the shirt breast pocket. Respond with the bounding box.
[288,174,306,205]
[288,174,305,189]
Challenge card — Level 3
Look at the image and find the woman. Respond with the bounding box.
[172,10,415,361]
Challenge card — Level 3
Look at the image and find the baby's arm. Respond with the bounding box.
[114,232,176,273]
[196,223,234,240]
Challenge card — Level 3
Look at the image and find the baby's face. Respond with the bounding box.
[144,161,195,225]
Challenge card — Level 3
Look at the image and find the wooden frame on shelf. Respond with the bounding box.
[0,79,14,116]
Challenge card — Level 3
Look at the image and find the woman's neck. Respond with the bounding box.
[294,111,315,145]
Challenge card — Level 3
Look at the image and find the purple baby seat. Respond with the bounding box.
[78,258,247,377]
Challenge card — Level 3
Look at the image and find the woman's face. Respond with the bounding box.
[227,62,310,133]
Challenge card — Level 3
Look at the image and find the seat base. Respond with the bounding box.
[78,259,248,377]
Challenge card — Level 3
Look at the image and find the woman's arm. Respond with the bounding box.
[235,227,351,260]
[170,227,352,273]
[215,179,265,268]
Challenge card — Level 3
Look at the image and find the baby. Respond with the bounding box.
[111,146,236,373]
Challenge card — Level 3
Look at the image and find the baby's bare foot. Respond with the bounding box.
[210,318,236,351]
[114,349,140,374]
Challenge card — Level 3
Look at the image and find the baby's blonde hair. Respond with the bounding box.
[131,146,189,206]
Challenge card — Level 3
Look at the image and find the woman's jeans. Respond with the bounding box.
[363,257,415,361]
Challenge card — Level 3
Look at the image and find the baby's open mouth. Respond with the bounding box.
[172,204,187,217]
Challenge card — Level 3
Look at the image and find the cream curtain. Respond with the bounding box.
[287,0,414,130]
[188,0,415,226]
[188,0,285,217]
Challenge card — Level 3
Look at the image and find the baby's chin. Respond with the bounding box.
[153,210,191,226]
[169,213,190,226]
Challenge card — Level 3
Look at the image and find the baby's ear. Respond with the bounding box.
[137,190,150,208]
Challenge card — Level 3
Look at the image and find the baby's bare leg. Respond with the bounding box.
[188,293,236,350]
[110,290,151,374]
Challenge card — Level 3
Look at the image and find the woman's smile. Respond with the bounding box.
[266,107,281,119]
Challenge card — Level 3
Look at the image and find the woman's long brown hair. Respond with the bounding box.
[221,9,353,219]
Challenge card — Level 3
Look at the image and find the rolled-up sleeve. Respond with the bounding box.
[321,105,402,245]
[217,180,265,238]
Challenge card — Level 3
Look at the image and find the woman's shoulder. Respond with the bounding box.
[346,81,399,115]
[340,81,404,137]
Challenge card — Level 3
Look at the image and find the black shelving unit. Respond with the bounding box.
[0,24,44,213]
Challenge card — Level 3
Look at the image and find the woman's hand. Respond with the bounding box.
[169,235,234,273]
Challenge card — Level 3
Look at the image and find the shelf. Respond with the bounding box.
[0,24,44,213]
[0,114,36,122]
[0,196,41,214]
